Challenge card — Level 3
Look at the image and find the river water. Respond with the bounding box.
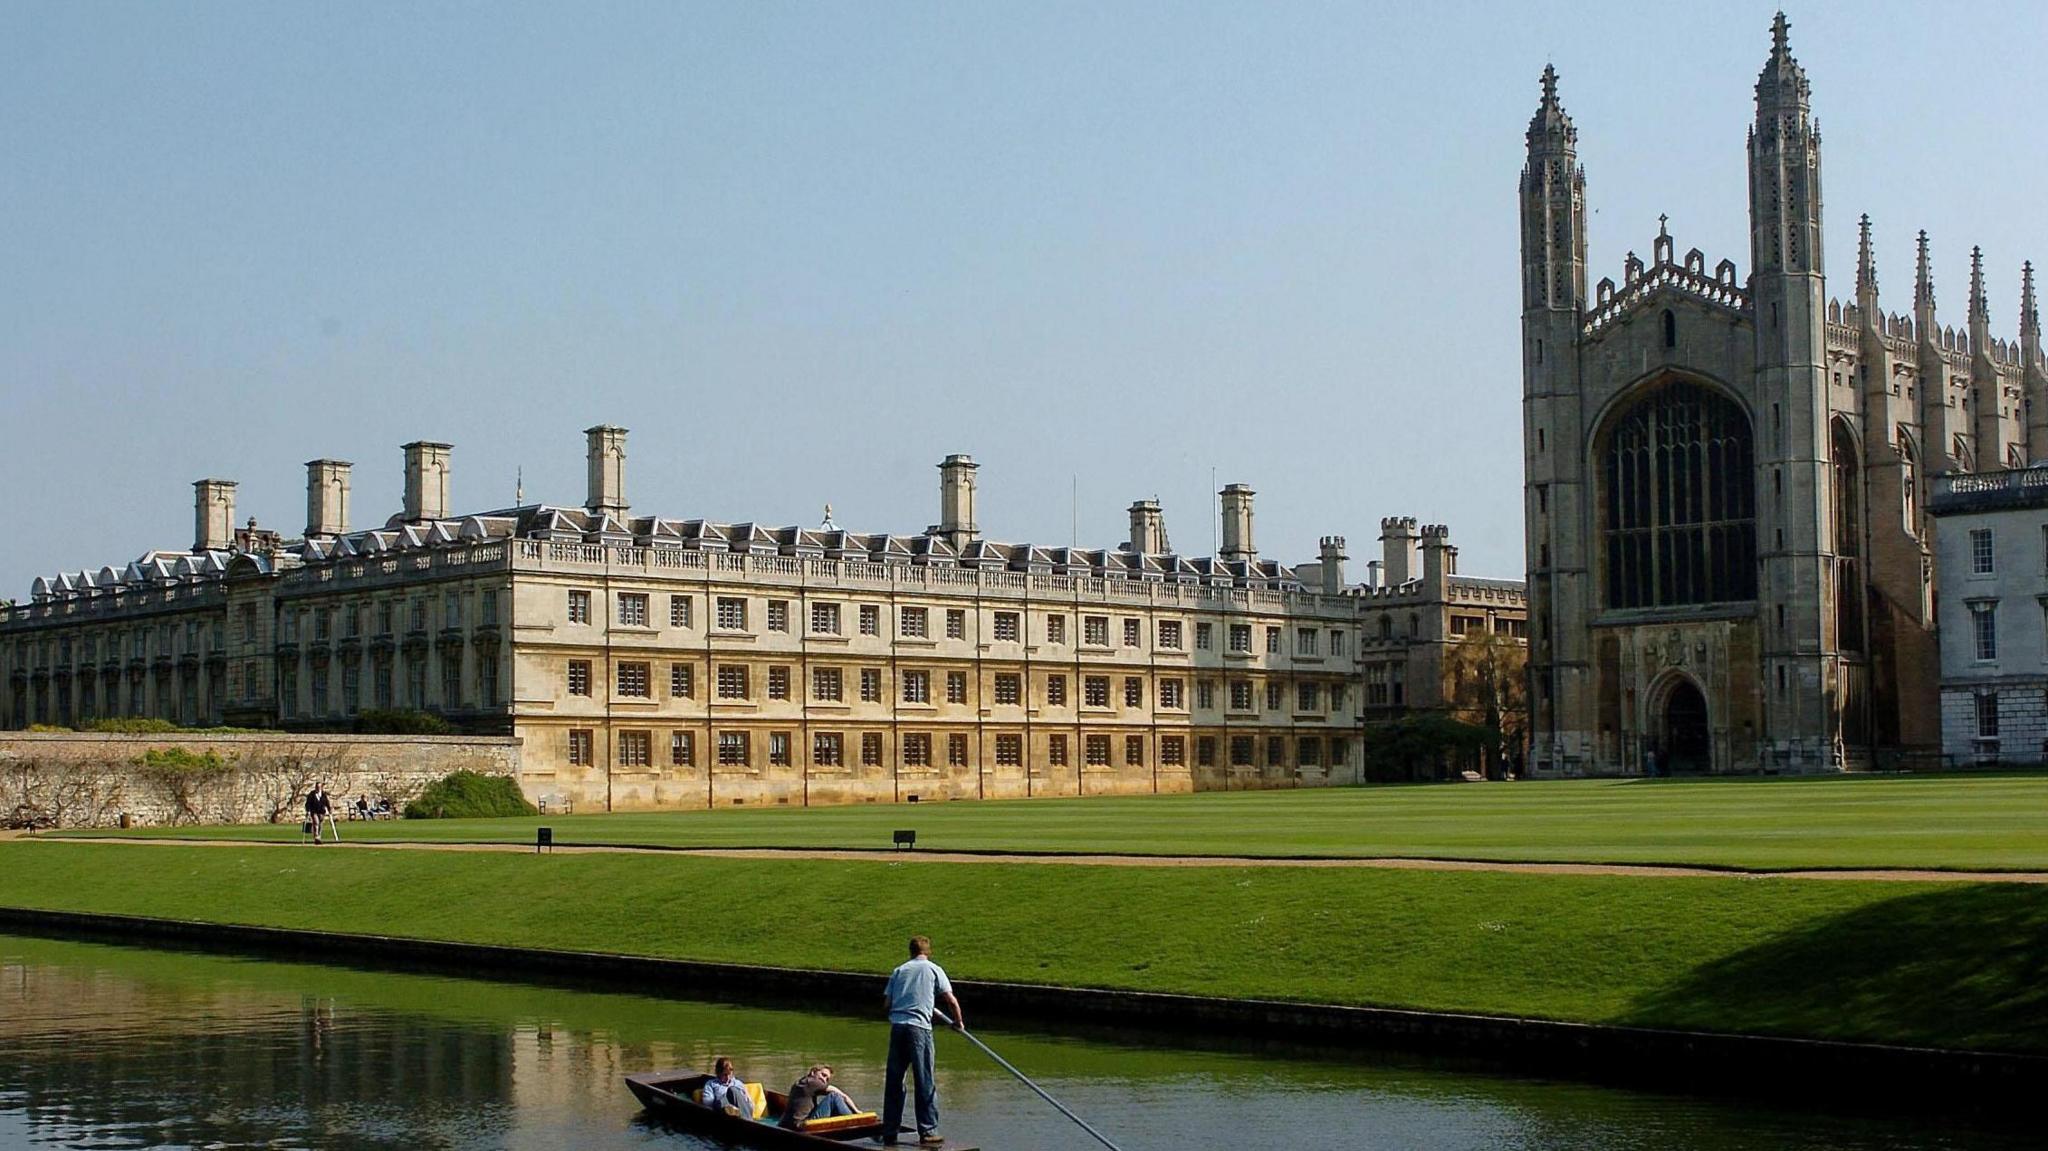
[0,933,2030,1151]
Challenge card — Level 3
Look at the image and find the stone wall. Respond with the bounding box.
[0,733,519,828]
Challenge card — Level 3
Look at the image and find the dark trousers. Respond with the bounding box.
[882,1022,938,1137]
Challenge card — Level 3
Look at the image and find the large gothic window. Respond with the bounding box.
[1602,379,1757,609]
[1831,418,1864,652]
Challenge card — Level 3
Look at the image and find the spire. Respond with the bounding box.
[1969,246,1989,326]
[1856,214,1878,300]
[1914,231,1936,324]
[2024,262,2040,346]
[1755,11,1810,117]
[1526,64,1575,156]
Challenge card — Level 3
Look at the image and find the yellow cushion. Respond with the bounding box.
[804,1111,879,1134]
[743,1082,767,1119]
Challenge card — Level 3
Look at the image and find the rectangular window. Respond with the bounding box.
[1976,692,2000,738]
[618,593,649,627]
[314,611,331,641]
[993,612,1020,642]
[1298,682,1320,711]
[1046,614,1067,645]
[860,667,883,703]
[1083,675,1110,708]
[1162,735,1185,766]
[1085,734,1111,766]
[342,664,361,713]
[718,731,750,766]
[311,666,329,714]
[1229,624,1252,653]
[619,730,651,767]
[861,732,884,766]
[1195,622,1213,650]
[1230,680,1253,711]
[481,590,499,624]
[1366,664,1389,705]
[901,607,929,638]
[813,667,843,702]
[1125,735,1144,766]
[811,602,841,635]
[441,654,462,707]
[767,600,790,633]
[1266,627,1282,654]
[618,661,650,698]
[1160,679,1183,709]
[902,670,931,704]
[410,600,427,633]
[568,660,592,697]
[1299,736,1323,767]
[1330,630,1345,656]
[946,609,966,640]
[995,734,1022,766]
[1197,736,1217,767]
[568,590,591,625]
[1230,736,1254,766]
[1084,616,1109,646]
[717,665,750,699]
[1330,738,1348,767]
[1196,680,1214,710]
[1048,734,1068,766]
[407,657,427,708]
[903,733,932,767]
[716,597,748,631]
[1122,618,1141,648]
[1046,674,1068,706]
[767,666,791,701]
[671,731,694,766]
[859,604,881,636]
[669,595,693,628]
[946,671,967,704]
[569,728,593,766]
[1297,628,1318,655]
[1972,528,1995,575]
[814,731,844,767]
[1266,682,1284,711]
[1123,677,1143,708]
[671,663,695,698]
[947,733,969,766]
[1158,620,1183,649]
[1267,735,1286,765]
[1973,603,1999,661]
[993,673,1021,705]
[374,661,393,709]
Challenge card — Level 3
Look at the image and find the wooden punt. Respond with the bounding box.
[625,1070,980,1150]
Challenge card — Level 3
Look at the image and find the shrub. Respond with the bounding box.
[79,717,187,734]
[354,709,455,735]
[404,771,535,819]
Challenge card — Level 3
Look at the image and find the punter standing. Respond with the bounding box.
[880,935,962,1146]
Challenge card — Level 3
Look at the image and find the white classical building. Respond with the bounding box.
[1929,467,2048,764]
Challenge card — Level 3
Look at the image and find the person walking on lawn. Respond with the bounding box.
[304,784,336,844]
[880,935,962,1146]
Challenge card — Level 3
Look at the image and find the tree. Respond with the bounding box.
[1443,628,1529,778]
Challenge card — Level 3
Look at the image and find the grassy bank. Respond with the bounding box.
[69,773,2048,871]
[4,841,2044,1054]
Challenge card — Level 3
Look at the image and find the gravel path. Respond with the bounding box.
[26,834,2048,883]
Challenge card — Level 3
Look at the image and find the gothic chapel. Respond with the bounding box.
[1518,15,2028,774]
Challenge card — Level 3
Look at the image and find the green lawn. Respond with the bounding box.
[65,773,2048,871]
[3,840,2043,1054]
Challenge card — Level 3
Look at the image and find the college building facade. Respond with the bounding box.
[2,430,1524,809]
[1515,16,2040,775]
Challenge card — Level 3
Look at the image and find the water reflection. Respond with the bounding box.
[0,934,2031,1151]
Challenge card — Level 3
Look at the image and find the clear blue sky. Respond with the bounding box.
[4,2,2044,596]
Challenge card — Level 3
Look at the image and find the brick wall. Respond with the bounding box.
[0,733,519,828]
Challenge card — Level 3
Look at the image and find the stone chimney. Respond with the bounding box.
[193,480,236,553]
[1365,559,1384,588]
[585,425,629,518]
[1218,484,1256,561]
[1421,523,1457,588]
[402,441,452,522]
[1379,516,1419,585]
[305,459,352,539]
[936,454,978,550]
[1128,499,1167,554]
[1317,536,1348,594]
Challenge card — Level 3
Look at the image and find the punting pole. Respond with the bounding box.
[934,1011,1124,1151]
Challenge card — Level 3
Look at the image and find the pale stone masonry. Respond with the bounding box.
[1929,468,2048,765]
[1,431,1523,808]
[1520,16,1981,775]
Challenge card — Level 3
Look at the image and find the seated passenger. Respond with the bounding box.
[699,1057,756,1118]
[778,1064,858,1130]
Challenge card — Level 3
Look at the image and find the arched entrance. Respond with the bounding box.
[1660,679,1711,774]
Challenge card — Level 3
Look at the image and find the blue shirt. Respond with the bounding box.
[884,955,953,1030]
